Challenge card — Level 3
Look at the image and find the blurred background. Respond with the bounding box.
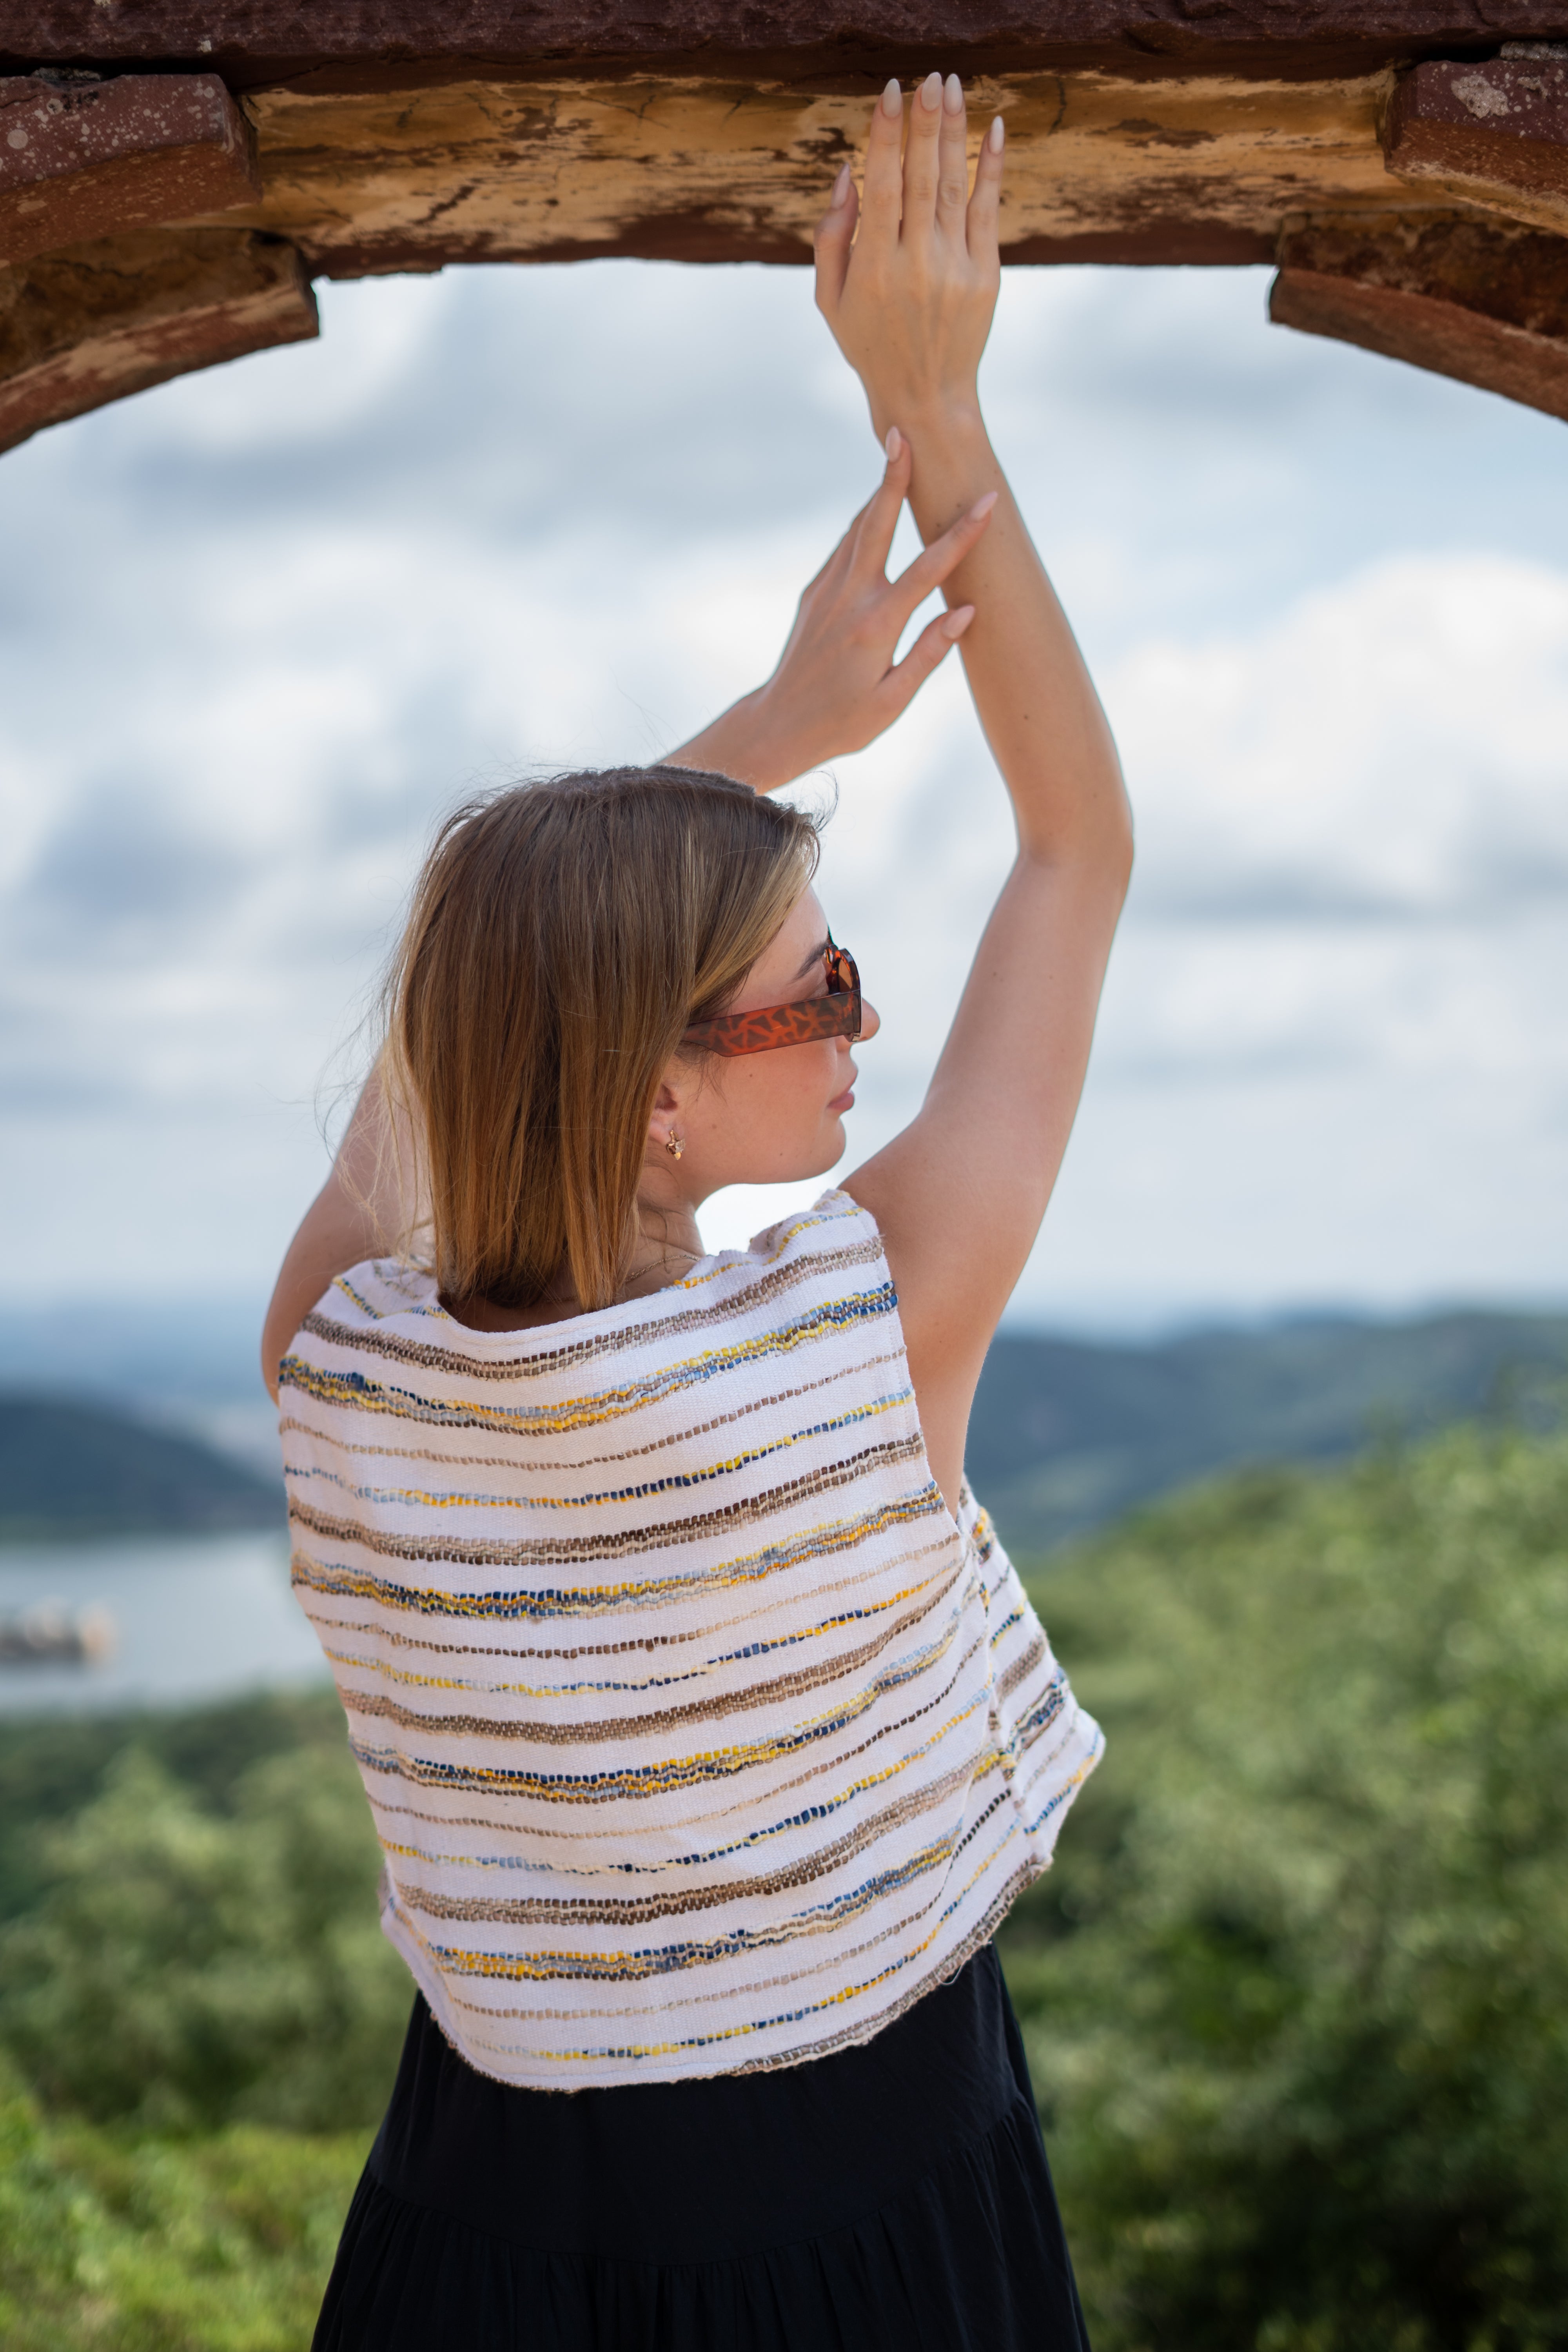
[3,261,1568,2348]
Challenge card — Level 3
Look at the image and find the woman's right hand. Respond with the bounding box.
[664,434,993,791]
[813,73,1004,447]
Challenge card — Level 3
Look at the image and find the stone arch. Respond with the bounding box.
[5,7,1568,451]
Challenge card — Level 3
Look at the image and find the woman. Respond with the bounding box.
[265,69,1132,2352]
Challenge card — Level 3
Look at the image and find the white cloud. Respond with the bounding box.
[1114,552,1568,925]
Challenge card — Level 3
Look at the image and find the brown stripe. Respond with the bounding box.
[291,1489,947,1625]
[443,1859,1045,2072]
[302,1236,885,1383]
[392,1759,975,1929]
[352,1630,987,1803]
[994,1632,1048,1706]
[277,1345,906,1475]
[287,1434,929,1573]
[1016,1681,1070,1753]
[339,1587,951,1746]
[292,1524,954,1665]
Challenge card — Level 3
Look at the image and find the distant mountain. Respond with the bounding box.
[3,1304,1565,1552]
[0,1396,283,1543]
[969,1309,1568,1557]
[0,1299,279,1479]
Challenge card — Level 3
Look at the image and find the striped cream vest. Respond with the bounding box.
[280,1189,1102,2090]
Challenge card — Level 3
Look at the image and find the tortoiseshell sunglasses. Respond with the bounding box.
[682,940,862,1058]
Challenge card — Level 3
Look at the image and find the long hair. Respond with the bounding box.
[381,765,820,1312]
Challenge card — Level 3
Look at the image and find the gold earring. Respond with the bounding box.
[665,1130,683,1160]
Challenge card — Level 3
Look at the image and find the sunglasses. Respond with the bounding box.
[682,940,862,1058]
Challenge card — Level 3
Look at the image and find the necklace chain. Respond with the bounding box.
[539,1235,701,1312]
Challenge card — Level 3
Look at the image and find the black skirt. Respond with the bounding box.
[314,1942,1089,2351]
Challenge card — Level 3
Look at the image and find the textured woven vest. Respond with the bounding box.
[280,1189,1102,2091]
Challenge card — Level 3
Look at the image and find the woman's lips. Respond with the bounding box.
[828,1088,855,1113]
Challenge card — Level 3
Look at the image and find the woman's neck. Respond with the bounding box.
[442,1204,705,1333]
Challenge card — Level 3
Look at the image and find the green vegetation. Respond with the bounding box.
[0,2069,366,2352]
[0,1693,403,2351]
[1,1420,1566,2346]
[0,1691,410,2136]
[1002,1415,1568,2349]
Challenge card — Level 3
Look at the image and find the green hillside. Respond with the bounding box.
[971,1306,1568,1551]
[0,1396,281,1542]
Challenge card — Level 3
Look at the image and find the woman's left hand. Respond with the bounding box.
[664,431,994,791]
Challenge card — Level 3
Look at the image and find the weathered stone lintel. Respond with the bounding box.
[0,226,318,454]
[1,2,1564,89]
[0,71,258,265]
[1383,55,1568,235]
[222,65,1408,285]
[1270,212,1568,423]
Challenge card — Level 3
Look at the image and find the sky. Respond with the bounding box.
[3,254,1568,1340]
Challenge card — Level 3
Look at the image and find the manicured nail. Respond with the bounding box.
[830,162,852,207]
[970,490,999,520]
[886,425,903,462]
[989,114,1005,153]
[944,73,964,114]
[880,78,902,117]
[944,606,976,639]
[920,70,942,111]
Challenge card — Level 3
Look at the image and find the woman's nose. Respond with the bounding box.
[859,997,881,1041]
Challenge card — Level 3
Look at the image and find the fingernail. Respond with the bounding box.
[830,161,852,207]
[944,73,963,114]
[920,70,942,111]
[881,77,902,117]
[944,606,976,638]
[989,114,1005,153]
[886,425,902,462]
[971,490,999,519]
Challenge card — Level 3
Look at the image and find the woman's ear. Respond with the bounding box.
[645,1073,683,1154]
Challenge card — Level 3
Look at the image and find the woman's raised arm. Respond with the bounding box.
[664,438,993,791]
[260,1068,414,1400]
[821,75,1134,1504]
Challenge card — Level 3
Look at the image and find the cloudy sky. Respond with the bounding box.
[4,254,1567,1340]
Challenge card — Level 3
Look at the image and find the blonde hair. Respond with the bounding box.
[381,766,820,1312]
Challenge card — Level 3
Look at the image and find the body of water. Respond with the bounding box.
[0,1532,329,1714]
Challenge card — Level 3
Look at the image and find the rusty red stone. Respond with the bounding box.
[0,226,317,454]
[1385,54,1568,211]
[1270,212,1568,423]
[0,71,258,265]
[2,2,1565,86]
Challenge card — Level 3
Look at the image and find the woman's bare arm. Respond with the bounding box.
[260,1070,412,1401]
[664,441,992,791]
[818,74,1134,1503]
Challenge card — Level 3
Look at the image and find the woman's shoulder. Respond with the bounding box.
[744,1185,883,1262]
[288,1191,888,1375]
[300,1256,444,1337]
[728,1185,892,1299]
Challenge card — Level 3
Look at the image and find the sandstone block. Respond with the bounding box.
[1270,212,1568,422]
[1383,53,1568,236]
[0,227,317,454]
[0,71,259,265]
[2,3,1566,83]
